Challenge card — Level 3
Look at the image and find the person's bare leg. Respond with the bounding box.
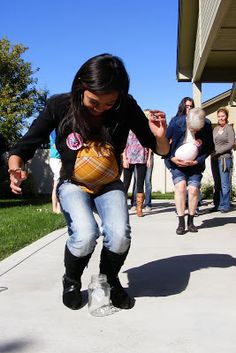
[175,180,187,216]
[174,180,187,235]
[52,180,61,214]
[188,186,199,215]
[187,186,199,232]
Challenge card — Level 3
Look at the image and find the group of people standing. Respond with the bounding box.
[122,97,235,233]
[6,53,235,312]
[166,98,235,235]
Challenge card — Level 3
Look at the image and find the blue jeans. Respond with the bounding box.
[144,164,153,207]
[211,157,232,211]
[57,179,131,257]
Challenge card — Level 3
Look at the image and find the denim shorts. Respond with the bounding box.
[171,168,202,188]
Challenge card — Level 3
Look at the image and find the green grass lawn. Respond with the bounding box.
[0,192,175,261]
[151,192,174,199]
[0,197,66,260]
[128,191,174,200]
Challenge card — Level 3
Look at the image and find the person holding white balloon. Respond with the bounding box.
[166,107,214,235]
[166,97,202,215]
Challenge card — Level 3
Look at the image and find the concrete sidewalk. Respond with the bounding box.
[1,200,236,353]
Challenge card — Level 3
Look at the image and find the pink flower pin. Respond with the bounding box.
[66,133,83,150]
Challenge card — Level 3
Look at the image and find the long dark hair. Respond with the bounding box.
[60,53,130,142]
[176,97,195,116]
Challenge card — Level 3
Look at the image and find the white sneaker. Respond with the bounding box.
[144,206,152,212]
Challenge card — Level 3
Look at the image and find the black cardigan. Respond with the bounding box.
[9,93,158,179]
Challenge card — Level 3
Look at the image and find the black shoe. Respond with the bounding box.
[188,224,198,233]
[176,225,185,235]
[62,275,82,310]
[110,280,134,309]
[209,207,218,213]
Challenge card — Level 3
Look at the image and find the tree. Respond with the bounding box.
[0,37,48,147]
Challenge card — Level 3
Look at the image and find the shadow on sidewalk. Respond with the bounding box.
[129,202,176,216]
[199,217,236,229]
[125,253,236,297]
[0,339,32,353]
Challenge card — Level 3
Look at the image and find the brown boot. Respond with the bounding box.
[136,193,144,217]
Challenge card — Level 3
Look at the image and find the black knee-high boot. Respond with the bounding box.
[99,247,134,309]
[63,245,92,310]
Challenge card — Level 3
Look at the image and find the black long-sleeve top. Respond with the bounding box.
[9,93,159,179]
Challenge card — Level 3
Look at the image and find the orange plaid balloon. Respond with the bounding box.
[72,141,119,193]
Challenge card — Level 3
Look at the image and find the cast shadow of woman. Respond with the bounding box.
[199,216,236,229]
[125,253,236,297]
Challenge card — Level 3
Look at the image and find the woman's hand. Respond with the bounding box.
[148,110,167,139]
[122,153,129,168]
[146,159,152,168]
[146,149,153,168]
[148,110,169,156]
[8,168,28,194]
[8,155,27,194]
[195,139,202,147]
[171,156,197,168]
[122,159,129,169]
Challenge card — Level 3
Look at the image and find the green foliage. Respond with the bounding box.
[232,185,236,200]
[200,182,214,199]
[0,37,48,147]
[201,182,236,200]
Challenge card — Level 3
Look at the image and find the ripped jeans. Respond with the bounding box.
[57,179,131,257]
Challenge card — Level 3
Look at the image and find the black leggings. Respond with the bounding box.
[123,164,147,194]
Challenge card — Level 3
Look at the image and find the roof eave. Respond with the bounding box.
[176,0,199,82]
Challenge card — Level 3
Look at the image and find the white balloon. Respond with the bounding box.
[175,142,198,160]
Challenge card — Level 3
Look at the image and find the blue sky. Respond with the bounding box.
[1,0,231,122]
